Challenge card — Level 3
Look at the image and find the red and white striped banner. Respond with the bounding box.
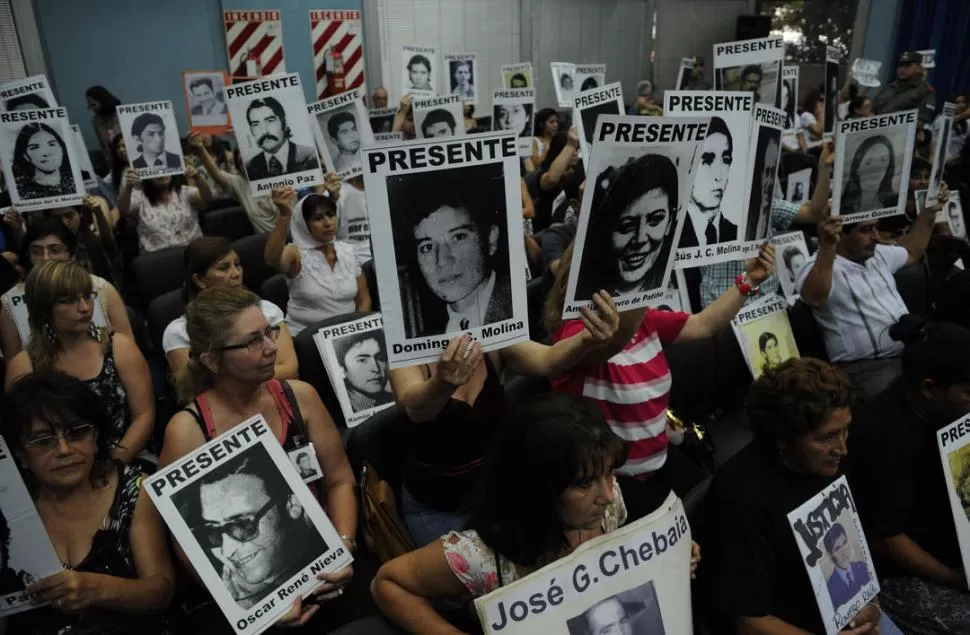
[224,10,286,79]
[310,10,365,100]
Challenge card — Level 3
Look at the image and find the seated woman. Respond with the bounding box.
[701,358,894,634]
[264,190,371,335]
[159,287,363,631]
[4,261,154,465]
[849,316,970,633]
[372,393,700,633]
[162,236,297,382]
[0,371,174,635]
[48,195,118,284]
[535,130,583,232]
[117,166,210,254]
[546,243,775,516]
[391,291,620,547]
[0,217,131,361]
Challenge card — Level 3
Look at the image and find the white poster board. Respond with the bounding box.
[574,64,607,93]
[184,71,231,133]
[0,75,57,112]
[361,133,528,367]
[0,436,63,617]
[937,413,970,590]
[928,101,955,206]
[787,477,880,635]
[444,52,479,105]
[70,124,98,190]
[308,87,373,181]
[675,58,695,91]
[781,66,799,132]
[832,110,918,223]
[741,104,786,251]
[0,107,85,212]
[413,94,465,140]
[491,89,535,155]
[730,293,800,378]
[713,36,784,108]
[572,82,624,162]
[313,313,394,428]
[225,74,324,196]
[823,46,842,139]
[851,58,882,89]
[116,101,185,180]
[401,45,439,98]
[551,62,577,108]
[665,91,755,268]
[501,63,534,89]
[145,415,353,635]
[563,115,707,317]
[474,493,692,634]
[917,49,936,69]
[773,230,810,304]
[945,191,966,241]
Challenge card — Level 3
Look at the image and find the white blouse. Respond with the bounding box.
[285,241,361,335]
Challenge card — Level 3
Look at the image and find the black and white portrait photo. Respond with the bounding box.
[786,167,812,204]
[824,47,841,137]
[551,62,577,108]
[781,68,799,131]
[413,95,465,140]
[129,114,182,170]
[185,72,229,129]
[492,89,535,154]
[309,88,373,180]
[579,101,620,147]
[368,107,396,135]
[171,444,329,610]
[837,120,913,219]
[401,45,438,97]
[445,54,477,103]
[773,231,809,302]
[676,58,695,91]
[502,63,534,90]
[718,61,782,107]
[745,125,782,243]
[946,192,966,241]
[0,107,85,211]
[928,114,952,205]
[333,329,393,413]
[116,100,185,179]
[565,581,665,635]
[714,36,784,108]
[289,448,323,483]
[0,75,57,113]
[243,97,318,179]
[575,64,607,93]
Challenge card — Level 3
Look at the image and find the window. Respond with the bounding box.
[760,0,860,64]
[0,0,27,82]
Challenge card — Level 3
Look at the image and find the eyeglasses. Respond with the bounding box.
[22,423,96,451]
[218,324,281,353]
[200,498,276,549]
[55,291,97,306]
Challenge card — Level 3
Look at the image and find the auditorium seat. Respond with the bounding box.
[260,273,289,312]
[665,326,750,423]
[199,206,254,241]
[361,259,379,311]
[206,197,241,212]
[132,246,185,310]
[125,305,152,357]
[788,300,829,361]
[292,312,375,430]
[504,374,550,403]
[345,406,411,501]
[146,289,184,356]
[327,615,406,635]
[895,260,931,317]
[232,234,272,293]
[526,275,552,342]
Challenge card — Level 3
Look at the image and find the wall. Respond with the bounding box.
[860,0,902,83]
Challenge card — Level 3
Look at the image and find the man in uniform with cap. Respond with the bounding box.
[687,56,713,90]
[872,52,935,123]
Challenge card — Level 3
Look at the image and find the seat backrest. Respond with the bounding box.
[526,274,553,342]
[125,305,152,356]
[503,374,550,403]
[206,197,241,212]
[232,234,272,293]
[666,326,750,420]
[260,273,289,312]
[147,289,185,356]
[895,261,931,317]
[132,246,185,310]
[199,206,255,242]
[292,311,376,430]
[361,259,379,311]
[788,300,829,362]
[345,406,411,499]
[327,616,406,635]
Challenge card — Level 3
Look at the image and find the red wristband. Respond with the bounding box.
[735,273,761,297]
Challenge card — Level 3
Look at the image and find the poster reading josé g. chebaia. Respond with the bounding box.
[474,493,692,634]
[937,413,970,590]
[145,415,352,635]
[563,116,707,317]
[787,476,880,635]
[362,133,528,367]
[713,36,784,109]
[664,91,755,269]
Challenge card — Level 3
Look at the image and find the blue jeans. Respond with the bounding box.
[400,486,469,548]
[879,611,904,634]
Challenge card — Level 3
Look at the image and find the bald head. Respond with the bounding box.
[372,87,389,109]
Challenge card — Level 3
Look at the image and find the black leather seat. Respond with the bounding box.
[232,234,272,293]
[199,206,254,241]
[206,197,240,212]
[132,246,185,310]
[788,299,829,361]
[260,273,289,312]
[345,406,411,501]
[146,289,184,355]
[361,259,379,311]
[895,260,931,317]
[327,616,406,635]
[526,275,552,342]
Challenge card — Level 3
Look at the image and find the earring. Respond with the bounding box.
[88,321,103,342]
[43,323,57,347]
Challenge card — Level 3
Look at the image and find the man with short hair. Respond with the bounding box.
[451,61,475,101]
[679,116,738,249]
[581,597,633,635]
[244,97,318,180]
[371,86,389,109]
[406,55,433,93]
[739,65,764,102]
[873,52,936,124]
[334,330,392,412]
[130,113,182,169]
[420,109,457,138]
[687,56,712,91]
[326,111,361,173]
[189,77,227,116]
[824,523,872,608]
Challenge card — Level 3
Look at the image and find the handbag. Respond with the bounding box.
[666,409,718,475]
[360,461,415,563]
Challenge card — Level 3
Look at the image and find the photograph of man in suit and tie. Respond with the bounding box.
[130,113,183,170]
[243,96,320,180]
[679,116,737,249]
[823,522,872,609]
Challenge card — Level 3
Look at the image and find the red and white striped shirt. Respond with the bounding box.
[551,310,689,478]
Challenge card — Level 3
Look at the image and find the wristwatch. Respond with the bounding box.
[735,273,761,297]
[340,534,358,553]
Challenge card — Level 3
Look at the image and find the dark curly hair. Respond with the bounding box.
[746,358,856,448]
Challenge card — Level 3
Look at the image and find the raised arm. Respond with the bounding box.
[264,188,301,278]
[184,165,212,208]
[116,169,141,220]
[390,335,482,423]
[799,217,841,308]
[392,95,413,134]
[187,132,232,191]
[540,129,578,191]
[355,274,372,313]
[897,184,947,265]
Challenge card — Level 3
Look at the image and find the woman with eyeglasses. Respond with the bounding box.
[0,371,175,635]
[159,287,363,631]
[0,216,131,361]
[3,260,154,466]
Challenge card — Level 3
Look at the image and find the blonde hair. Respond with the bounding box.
[178,286,262,403]
[543,243,574,337]
[24,260,104,371]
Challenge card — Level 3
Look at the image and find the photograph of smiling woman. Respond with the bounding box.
[574,153,679,300]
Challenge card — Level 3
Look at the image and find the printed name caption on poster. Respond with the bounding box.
[388,318,525,357]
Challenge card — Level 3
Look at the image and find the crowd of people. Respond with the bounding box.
[0,44,968,635]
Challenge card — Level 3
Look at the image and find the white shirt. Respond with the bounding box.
[799,111,822,149]
[285,241,361,335]
[838,101,850,122]
[445,271,496,332]
[794,244,909,363]
[223,171,278,234]
[336,185,372,265]
[162,299,284,353]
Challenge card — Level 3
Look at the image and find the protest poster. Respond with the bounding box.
[0,107,85,212]
[575,64,607,93]
[401,45,439,98]
[551,62,577,108]
[224,10,286,79]
[832,110,918,223]
[361,133,528,367]
[731,294,799,378]
[145,415,353,635]
[945,191,966,241]
[787,476,880,635]
[308,87,373,181]
[781,66,799,132]
[0,436,63,617]
[851,58,882,89]
[675,58,695,91]
[572,82,624,162]
[368,107,397,135]
[0,75,57,112]
[70,124,98,190]
[824,47,842,139]
[314,313,394,428]
[785,167,812,204]
[665,91,755,269]
[413,94,465,140]
[741,103,786,251]
[310,10,365,100]
[116,101,185,180]
[184,71,231,134]
[773,230,810,304]
[374,131,404,144]
[444,52,479,105]
[474,492,691,634]
[225,74,324,195]
[928,101,956,206]
[492,89,535,155]
[563,115,707,317]
[501,62,534,90]
[937,413,970,590]
[917,49,936,69]
[713,36,783,108]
